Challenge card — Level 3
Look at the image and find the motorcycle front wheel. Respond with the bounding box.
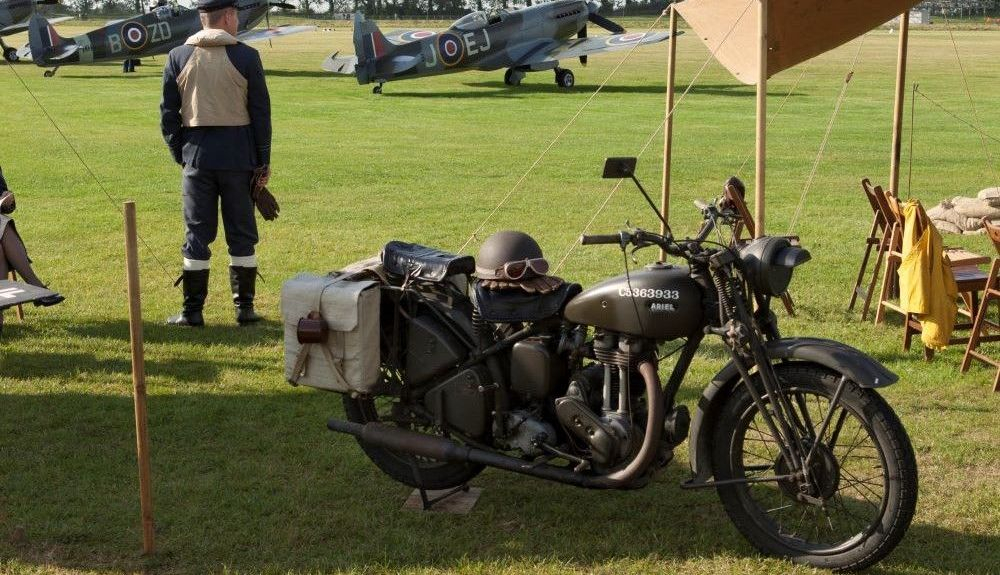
[711,364,917,571]
[342,365,484,490]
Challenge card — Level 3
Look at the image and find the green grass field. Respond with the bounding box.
[0,17,998,575]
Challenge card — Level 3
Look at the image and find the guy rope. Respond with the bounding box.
[3,60,175,284]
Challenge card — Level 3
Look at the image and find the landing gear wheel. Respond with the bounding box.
[342,366,484,490]
[3,47,18,63]
[711,364,917,571]
[43,68,57,78]
[555,68,574,88]
[503,68,523,86]
[372,84,383,94]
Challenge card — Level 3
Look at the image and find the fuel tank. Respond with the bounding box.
[563,263,704,340]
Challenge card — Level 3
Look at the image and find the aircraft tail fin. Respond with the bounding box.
[27,14,73,66]
[351,12,388,84]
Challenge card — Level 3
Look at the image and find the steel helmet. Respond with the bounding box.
[475,230,563,293]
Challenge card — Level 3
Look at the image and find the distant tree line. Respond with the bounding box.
[60,0,672,19]
[918,0,1000,16]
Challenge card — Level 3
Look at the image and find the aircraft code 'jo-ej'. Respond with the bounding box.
[323,0,678,93]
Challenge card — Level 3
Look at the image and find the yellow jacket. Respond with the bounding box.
[898,200,958,350]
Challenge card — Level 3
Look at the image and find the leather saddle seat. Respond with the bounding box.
[472,281,582,323]
[382,241,475,282]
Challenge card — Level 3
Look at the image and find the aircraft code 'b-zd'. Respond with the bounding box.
[28,0,313,76]
[324,1,678,93]
[0,0,71,62]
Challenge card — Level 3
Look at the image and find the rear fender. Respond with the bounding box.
[687,337,897,481]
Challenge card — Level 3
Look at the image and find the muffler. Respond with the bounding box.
[327,360,665,490]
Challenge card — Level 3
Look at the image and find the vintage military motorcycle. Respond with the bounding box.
[322,159,917,571]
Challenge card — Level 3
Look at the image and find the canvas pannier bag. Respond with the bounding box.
[282,270,381,393]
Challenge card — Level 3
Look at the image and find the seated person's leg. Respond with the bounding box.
[1,224,44,286]
[1,224,64,306]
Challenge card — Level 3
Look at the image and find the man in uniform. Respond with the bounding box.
[160,0,271,327]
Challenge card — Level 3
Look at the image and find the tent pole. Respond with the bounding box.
[660,5,678,260]
[754,0,767,237]
[889,12,909,197]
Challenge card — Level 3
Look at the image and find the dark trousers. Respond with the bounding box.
[181,166,258,261]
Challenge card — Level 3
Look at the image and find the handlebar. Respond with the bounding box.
[579,233,623,246]
[580,197,725,260]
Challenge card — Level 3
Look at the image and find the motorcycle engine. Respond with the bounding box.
[554,334,647,468]
[496,410,557,457]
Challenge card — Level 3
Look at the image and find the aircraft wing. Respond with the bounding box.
[0,16,72,36]
[0,280,56,311]
[532,31,676,64]
[321,51,357,75]
[237,24,316,44]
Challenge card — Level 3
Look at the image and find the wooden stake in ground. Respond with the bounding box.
[889,13,910,197]
[124,201,154,555]
[754,0,768,238]
[659,5,678,261]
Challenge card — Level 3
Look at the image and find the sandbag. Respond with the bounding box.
[282,268,381,394]
[950,196,1000,220]
[931,219,962,235]
[977,187,1000,201]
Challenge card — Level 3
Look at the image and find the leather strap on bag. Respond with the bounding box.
[289,274,352,388]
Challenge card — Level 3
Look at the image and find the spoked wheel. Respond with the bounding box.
[342,364,484,490]
[712,364,917,571]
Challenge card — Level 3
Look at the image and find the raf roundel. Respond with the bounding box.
[121,21,149,50]
[437,32,464,66]
[398,30,435,43]
[606,32,648,47]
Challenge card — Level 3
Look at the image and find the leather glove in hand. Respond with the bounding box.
[0,191,15,215]
[251,165,279,221]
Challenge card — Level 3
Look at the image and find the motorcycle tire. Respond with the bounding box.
[711,363,917,571]
[342,393,485,490]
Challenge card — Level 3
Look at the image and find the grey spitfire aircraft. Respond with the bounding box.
[323,0,676,93]
[27,0,313,76]
[0,0,71,62]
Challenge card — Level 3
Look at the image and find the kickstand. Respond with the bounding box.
[407,456,469,511]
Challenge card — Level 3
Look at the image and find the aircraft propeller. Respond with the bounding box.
[578,1,626,66]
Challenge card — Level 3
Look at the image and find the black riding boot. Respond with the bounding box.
[230,266,262,325]
[166,269,209,327]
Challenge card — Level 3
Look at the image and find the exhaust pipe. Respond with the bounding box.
[328,360,665,490]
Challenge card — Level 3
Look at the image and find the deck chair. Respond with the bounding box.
[847,179,892,319]
[7,271,25,321]
[960,219,1000,392]
[874,193,989,358]
[723,184,799,316]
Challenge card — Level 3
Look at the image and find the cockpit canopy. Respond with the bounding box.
[451,9,508,31]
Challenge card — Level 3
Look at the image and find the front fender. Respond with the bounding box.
[687,337,897,481]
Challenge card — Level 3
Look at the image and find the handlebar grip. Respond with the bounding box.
[580,233,622,246]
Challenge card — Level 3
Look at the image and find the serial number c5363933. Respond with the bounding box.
[618,288,681,300]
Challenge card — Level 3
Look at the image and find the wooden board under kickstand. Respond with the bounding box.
[403,487,482,514]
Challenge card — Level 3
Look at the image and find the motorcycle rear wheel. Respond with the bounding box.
[342,368,484,490]
[711,364,917,571]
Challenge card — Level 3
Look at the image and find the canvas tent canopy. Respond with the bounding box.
[674,0,923,84]
[660,0,923,237]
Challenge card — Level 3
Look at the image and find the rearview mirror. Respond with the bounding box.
[602,157,637,179]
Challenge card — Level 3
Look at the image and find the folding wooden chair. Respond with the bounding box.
[7,271,25,321]
[848,179,892,319]
[961,219,1000,392]
[724,184,799,316]
[874,193,989,358]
